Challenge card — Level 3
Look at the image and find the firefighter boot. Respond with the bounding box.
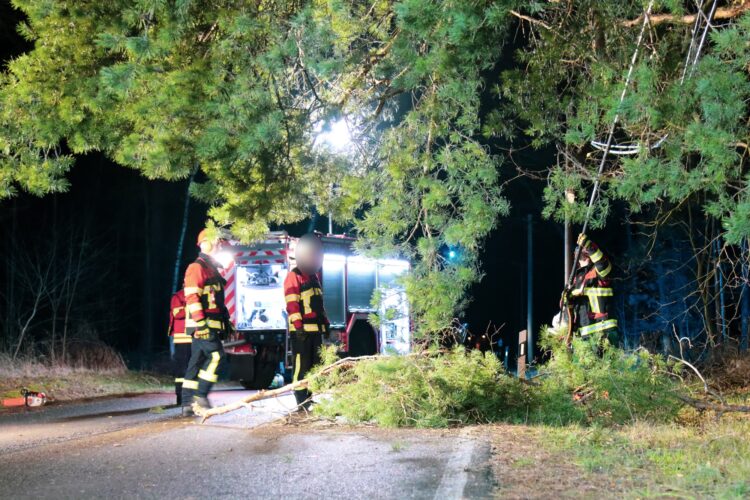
[191,395,211,416]
[181,384,196,416]
[294,388,312,411]
[175,381,183,406]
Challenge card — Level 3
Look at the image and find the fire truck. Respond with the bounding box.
[215,232,411,389]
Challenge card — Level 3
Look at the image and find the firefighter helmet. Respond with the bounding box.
[295,233,324,275]
[197,228,211,246]
[197,227,231,245]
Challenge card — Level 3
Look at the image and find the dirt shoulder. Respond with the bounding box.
[487,423,633,499]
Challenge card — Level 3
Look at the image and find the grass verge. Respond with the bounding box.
[1,371,170,403]
[539,414,750,498]
[0,351,170,403]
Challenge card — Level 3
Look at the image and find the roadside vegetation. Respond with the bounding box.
[0,343,169,404]
[311,330,685,428]
[309,334,750,497]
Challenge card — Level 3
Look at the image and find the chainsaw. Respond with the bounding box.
[1,389,47,408]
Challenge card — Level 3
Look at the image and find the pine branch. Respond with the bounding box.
[623,1,750,27]
[509,10,552,30]
[197,354,383,422]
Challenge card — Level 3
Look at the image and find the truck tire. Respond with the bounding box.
[348,318,378,357]
[239,345,279,390]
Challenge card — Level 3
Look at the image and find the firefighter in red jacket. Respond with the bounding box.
[284,234,330,409]
[565,233,619,346]
[167,289,191,405]
[181,228,231,415]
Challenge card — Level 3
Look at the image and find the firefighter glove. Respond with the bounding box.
[577,233,589,248]
[323,324,331,340]
[560,287,571,307]
[192,320,210,339]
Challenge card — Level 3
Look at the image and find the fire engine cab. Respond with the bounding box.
[214,232,411,389]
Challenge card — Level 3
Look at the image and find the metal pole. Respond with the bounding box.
[716,238,727,345]
[328,212,333,235]
[527,214,533,365]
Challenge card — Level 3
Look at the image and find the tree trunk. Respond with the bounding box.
[141,184,154,368]
[172,164,198,294]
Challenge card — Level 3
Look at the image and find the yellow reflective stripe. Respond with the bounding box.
[198,370,218,383]
[184,287,202,295]
[579,319,618,336]
[175,378,184,383]
[182,379,199,390]
[598,262,612,278]
[303,323,321,332]
[300,289,315,300]
[293,354,301,383]
[198,351,222,383]
[172,307,184,316]
[207,319,224,329]
[584,288,613,297]
[285,294,300,302]
[173,333,192,344]
[589,249,604,263]
[185,318,206,328]
[288,313,302,323]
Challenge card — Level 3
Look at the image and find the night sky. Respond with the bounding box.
[0,2,622,365]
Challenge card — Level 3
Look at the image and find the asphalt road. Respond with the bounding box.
[0,388,494,499]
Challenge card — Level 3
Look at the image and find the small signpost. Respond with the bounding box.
[518,330,527,379]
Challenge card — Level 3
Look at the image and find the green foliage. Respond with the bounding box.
[536,328,682,426]
[1,0,521,335]
[311,336,683,428]
[502,2,750,243]
[311,346,531,428]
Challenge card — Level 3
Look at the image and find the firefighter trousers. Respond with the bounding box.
[181,336,226,404]
[291,331,322,407]
[172,343,192,405]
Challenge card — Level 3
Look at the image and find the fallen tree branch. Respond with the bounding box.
[198,355,380,422]
[669,355,709,393]
[623,1,750,26]
[676,394,750,413]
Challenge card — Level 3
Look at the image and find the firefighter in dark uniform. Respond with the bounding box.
[181,228,231,415]
[283,234,330,409]
[565,233,619,346]
[167,289,191,405]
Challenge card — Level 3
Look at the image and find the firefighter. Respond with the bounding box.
[284,233,330,409]
[564,233,619,346]
[181,228,231,415]
[167,289,191,405]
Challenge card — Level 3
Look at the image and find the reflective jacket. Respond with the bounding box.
[283,268,330,333]
[167,290,191,344]
[570,242,618,337]
[183,253,228,337]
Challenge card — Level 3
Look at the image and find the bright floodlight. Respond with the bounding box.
[215,251,234,269]
[317,118,352,152]
[449,250,457,259]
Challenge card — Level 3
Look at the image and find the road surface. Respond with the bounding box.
[0,387,494,499]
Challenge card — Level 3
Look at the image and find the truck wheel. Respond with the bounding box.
[239,346,278,390]
[348,318,378,356]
